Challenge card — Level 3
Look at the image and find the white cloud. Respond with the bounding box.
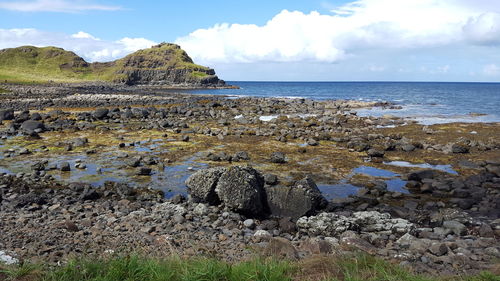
[175,0,500,64]
[0,0,121,13]
[0,28,156,62]
[483,64,500,76]
[71,31,98,40]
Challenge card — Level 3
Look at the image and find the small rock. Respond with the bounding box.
[60,162,71,172]
[243,219,255,229]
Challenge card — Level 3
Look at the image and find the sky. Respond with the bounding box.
[1,0,500,82]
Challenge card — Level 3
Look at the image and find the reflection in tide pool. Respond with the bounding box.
[353,166,399,178]
[318,182,360,200]
[384,161,457,174]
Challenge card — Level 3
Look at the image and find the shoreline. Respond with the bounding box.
[0,83,499,276]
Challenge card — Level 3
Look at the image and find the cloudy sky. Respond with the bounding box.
[1,0,500,81]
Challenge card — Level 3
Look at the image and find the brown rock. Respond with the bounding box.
[262,237,298,260]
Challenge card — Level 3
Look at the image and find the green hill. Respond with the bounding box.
[0,43,224,86]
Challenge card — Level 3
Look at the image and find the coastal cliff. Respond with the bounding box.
[0,43,225,87]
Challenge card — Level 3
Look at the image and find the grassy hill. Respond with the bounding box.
[0,43,223,86]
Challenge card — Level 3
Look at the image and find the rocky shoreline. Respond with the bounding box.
[0,84,499,277]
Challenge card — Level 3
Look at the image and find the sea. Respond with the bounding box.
[180,81,500,125]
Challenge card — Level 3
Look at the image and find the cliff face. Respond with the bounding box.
[0,43,225,87]
[111,43,224,86]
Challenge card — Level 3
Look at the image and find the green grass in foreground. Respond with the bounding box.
[0,254,498,281]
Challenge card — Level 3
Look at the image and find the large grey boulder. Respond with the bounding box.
[93,108,109,119]
[215,166,267,217]
[20,120,45,134]
[266,177,327,220]
[185,167,226,204]
[0,109,14,121]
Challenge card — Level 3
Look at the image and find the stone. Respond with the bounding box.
[429,243,448,256]
[193,203,209,216]
[270,152,286,163]
[215,166,267,217]
[408,170,436,181]
[299,237,334,254]
[93,108,109,119]
[367,148,385,158]
[137,167,152,176]
[263,237,298,259]
[0,109,14,121]
[64,220,79,232]
[401,144,416,152]
[451,144,469,154]
[264,174,278,185]
[185,167,226,204]
[479,224,495,238]
[21,120,45,134]
[442,220,467,236]
[297,211,413,236]
[278,217,297,233]
[239,218,254,229]
[254,230,272,240]
[233,151,250,161]
[265,177,327,220]
[60,162,71,172]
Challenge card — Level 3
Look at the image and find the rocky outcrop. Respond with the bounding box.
[185,167,226,204]
[185,166,327,218]
[265,177,327,220]
[0,43,226,87]
[296,211,414,236]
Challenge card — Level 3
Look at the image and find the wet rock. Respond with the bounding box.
[14,193,47,208]
[307,139,319,146]
[401,144,416,152]
[93,108,109,119]
[270,152,286,163]
[60,162,71,172]
[408,170,436,181]
[185,167,226,204]
[0,109,14,121]
[70,137,88,147]
[20,120,45,134]
[265,177,327,220]
[137,167,152,176]
[215,166,267,217]
[233,151,250,161]
[367,149,385,158]
[451,143,469,154]
[264,174,278,185]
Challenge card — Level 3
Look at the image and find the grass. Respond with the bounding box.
[0,43,212,84]
[0,86,10,93]
[0,254,498,281]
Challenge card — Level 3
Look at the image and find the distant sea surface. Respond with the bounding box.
[181,81,500,124]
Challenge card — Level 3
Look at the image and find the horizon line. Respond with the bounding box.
[226,80,500,84]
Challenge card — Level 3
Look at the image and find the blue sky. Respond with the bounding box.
[1,0,500,82]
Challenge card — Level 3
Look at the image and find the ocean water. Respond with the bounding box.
[183,81,500,124]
